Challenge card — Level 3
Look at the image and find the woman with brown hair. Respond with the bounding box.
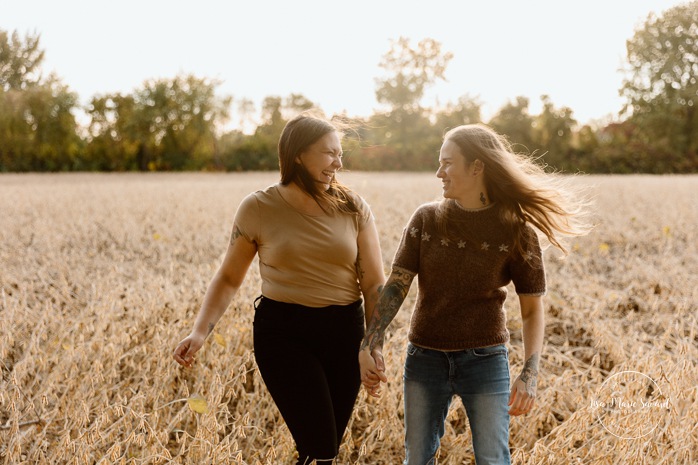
[359,123,591,465]
[174,113,385,464]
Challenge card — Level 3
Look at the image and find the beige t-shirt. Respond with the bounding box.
[235,184,373,307]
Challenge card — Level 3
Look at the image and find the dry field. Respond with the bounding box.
[1,172,696,465]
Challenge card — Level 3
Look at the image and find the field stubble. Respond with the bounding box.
[1,172,696,464]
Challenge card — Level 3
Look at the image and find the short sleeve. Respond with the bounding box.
[391,206,425,275]
[509,225,546,296]
[355,195,374,231]
[233,193,261,243]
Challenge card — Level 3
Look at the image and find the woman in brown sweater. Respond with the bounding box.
[359,123,591,465]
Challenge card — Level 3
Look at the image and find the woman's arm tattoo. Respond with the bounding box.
[229,224,243,245]
[355,252,365,281]
[360,268,415,352]
[520,353,540,395]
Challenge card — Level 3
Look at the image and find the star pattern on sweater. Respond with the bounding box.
[524,251,533,261]
[408,227,518,257]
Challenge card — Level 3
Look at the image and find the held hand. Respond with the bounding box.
[508,374,537,416]
[359,347,387,397]
[173,334,205,368]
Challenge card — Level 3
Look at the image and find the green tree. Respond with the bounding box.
[375,37,453,112]
[235,97,256,133]
[0,30,44,91]
[488,96,538,155]
[0,89,33,170]
[363,110,435,170]
[251,96,287,169]
[372,37,453,169]
[284,93,315,117]
[0,82,80,171]
[256,96,284,138]
[0,29,80,171]
[568,124,600,173]
[621,1,698,170]
[136,75,230,170]
[534,95,577,170]
[84,93,141,170]
[85,74,230,171]
[220,94,318,171]
[432,94,482,132]
[22,79,81,170]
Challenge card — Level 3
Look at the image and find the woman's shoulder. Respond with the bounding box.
[520,221,543,244]
[242,184,280,203]
[256,183,280,197]
[236,184,280,213]
[413,201,441,217]
[340,188,374,226]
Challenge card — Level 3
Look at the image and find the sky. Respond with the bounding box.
[2,0,690,130]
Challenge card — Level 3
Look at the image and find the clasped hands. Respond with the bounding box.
[359,347,387,397]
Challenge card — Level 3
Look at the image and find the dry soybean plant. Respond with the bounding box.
[1,172,696,465]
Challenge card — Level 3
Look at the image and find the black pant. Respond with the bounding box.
[253,296,365,464]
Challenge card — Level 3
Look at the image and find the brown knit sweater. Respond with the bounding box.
[393,201,546,351]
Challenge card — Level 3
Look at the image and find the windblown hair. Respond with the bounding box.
[278,112,359,216]
[436,123,593,256]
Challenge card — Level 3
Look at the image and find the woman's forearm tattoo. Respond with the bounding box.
[520,353,540,395]
[361,269,414,352]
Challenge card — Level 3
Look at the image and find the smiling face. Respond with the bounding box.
[296,131,343,191]
[436,139,476,201]
[436,138,489,208]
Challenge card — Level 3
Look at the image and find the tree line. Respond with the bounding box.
[1,1,697,174]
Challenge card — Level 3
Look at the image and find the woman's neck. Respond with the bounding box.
[455,191,490,210]
[277,182,326,215]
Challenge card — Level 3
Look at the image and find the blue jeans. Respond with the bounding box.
[403,342,511,465]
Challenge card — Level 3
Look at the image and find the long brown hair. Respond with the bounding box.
[278,112,359,215]
[436,123,592,255]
